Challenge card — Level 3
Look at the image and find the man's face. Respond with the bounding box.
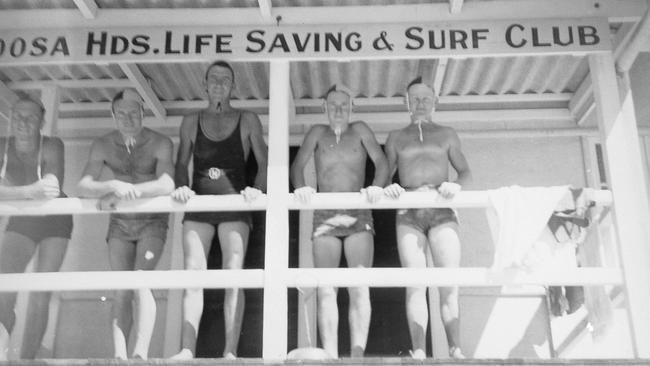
[112,98,143,136]
[326,91,351,129]
[407,84,435,121]
[11,100,43,141]
[205,66,234,104]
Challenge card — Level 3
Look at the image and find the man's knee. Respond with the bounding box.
[318,287,338,301]
[348,286,370,304]
[185,255,206,271]
[438,286,459,305]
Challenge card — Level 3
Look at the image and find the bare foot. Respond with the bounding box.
[350,346,364,358]
[170,348,194,360]
[409,349,426,359]
[449,346,465,359]
[223,352,237,359]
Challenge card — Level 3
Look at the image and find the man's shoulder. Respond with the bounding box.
[238,109,261,123]
[144,127,173,145]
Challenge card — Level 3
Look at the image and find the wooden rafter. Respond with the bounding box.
[118,63,166,121]
[72,0,98,19]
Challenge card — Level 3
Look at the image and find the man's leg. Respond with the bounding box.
[396,224,428,359]
[171,221,215,360]
[427,223,463,358]
[107,238,136,360]
[312,235,342,358]
[21,237,68,359]
[0,232,37,361]
[131,236,165,359]
[343,231,373,358]
[218,221,249,359]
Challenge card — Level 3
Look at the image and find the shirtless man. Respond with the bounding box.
[77,88,175,360]
[290,85,388,358]
[171,61,267,359]
[384,78,471,359]
[0,97,73,360]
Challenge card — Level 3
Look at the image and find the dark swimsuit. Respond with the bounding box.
[183,112,252,227]
[2,137,73,243]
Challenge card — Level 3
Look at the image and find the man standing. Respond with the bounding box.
[290,85,388,358]
[0,97,73,360]
[77,88,175,359]
[384,78,471,359]
[171,61,267,359]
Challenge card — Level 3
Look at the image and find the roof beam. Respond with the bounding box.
[118,63,166,121]
[617,4,650,73]
[72,0,98,19]
[8,79,132,90]
[257,0,274,24]
[0,1,646,29]
[449,0,464,14]
[433,58,448,97]
[571,21,637,126]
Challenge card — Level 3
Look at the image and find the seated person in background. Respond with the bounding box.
[384,78,471,359]
[171,60,267,359]
[290,84,388,358]
[77,88,175,360]
[0,96,73,360]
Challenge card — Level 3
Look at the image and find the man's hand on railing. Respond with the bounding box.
[294,186,315,203]
[171,186,195,203]
[361,185,384,203]
[110,180,142,200]
[97,193,119,211]
[27,174,60,200]
[241,186,263,203]
[438,182,461,199]
[383,183,405,199]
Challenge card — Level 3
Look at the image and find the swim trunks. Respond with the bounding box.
[395,208,458,233]
[107,213,169,243]
[312,209,374,239]
[183,112,252,228]
[6,214,73,243]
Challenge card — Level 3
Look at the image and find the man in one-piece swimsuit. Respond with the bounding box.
[290,85,388,358]
[384,78,471,359]
[77,88,175,359]
[0,97,73,360]
[171,61,267,359]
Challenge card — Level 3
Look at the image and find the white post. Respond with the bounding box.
[40,85,60,136]
[589,53,650,357]
[262,60,290,360]
[297,157,317,348]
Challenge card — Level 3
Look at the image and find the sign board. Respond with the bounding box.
[0,18,610,65]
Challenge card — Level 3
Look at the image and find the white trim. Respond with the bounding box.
[433,58,448,97]
[72,0,98,20]
[0,2,645,29]
[617,7,650,72]
[118,63,166,121]
[257,0,274,24]
[0,267,622,292]
[449,0,464,14]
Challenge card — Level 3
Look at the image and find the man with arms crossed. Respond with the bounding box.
[384,78,471,359]
[0,96,73,360]
[171,61,267,359]
[290,85,388,358]
[77,88,175,359]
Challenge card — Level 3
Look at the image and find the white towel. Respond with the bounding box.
[487,185,570,269]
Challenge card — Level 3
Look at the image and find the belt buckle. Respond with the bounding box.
[207,167,222,180]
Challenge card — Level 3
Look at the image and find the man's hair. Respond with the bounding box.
[406,76,434,95]
[205,60,235,82]
[325,84,353,100]
[13,94,45,116]
[111,88,144,112]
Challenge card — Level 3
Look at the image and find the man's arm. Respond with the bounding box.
[174,114,196,188]
[244,112,268,192]
[447,129,472,187]
[384,131,399,186]
[0,138,61,200]
[77,139,118,198]
[354,122,388,187]
[290,126,322,189]
[132,136,175,197]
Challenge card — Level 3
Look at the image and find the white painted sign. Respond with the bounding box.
[0,18,610,65]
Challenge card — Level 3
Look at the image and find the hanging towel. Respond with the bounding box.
[486,185,570,270]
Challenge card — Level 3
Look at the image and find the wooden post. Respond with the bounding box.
[262,60,290,360]
[589,53,650,357]
[297,157,317,348]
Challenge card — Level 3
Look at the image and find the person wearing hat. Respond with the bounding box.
[383,78,471,359]
[0,96,73,360]
[170,60,267,360]
[77,88,175,360]
[290,84,388,358]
